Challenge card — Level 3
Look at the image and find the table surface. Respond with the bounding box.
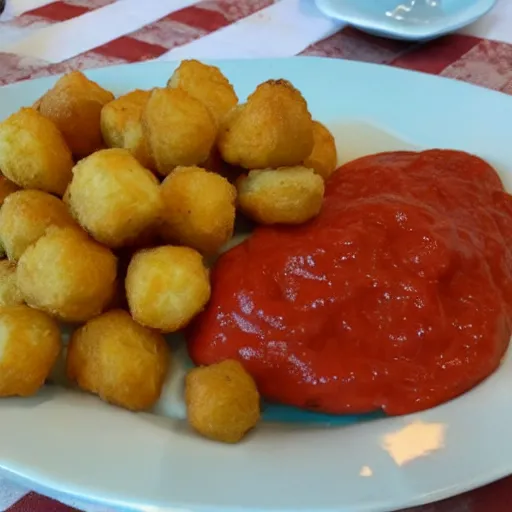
[1,0,512,511]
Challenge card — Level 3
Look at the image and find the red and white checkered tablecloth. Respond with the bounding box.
[1,0,512,511]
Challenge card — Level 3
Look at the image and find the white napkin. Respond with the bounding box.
[158,0,345,61]
[460,0,512,43]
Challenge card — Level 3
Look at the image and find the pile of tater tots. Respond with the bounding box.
[0,59,337,443]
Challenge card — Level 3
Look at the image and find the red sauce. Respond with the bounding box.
[188,150,512,415]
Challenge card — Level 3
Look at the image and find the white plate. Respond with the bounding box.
[315,0,496,41]
[1,57,512,512]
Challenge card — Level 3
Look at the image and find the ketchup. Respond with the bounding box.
[188,150,512,415]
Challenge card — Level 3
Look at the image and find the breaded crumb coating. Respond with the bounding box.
[37,70,114,158]
[236,166,324,225]
[0,108,73,195]
[160,166,236,255]
[167,59,238,126]
[0,305,61,397]
[67,309,170,411]
[142,88,216,176]
[186,360,260,443]
[17,226,117,323]
[218,79,313,170]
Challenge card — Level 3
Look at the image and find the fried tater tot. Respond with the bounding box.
[0,108,73,195]
[303,121,338,181]
[0,260,23,307]
[218,79,314,169]
[0,177,20,257]
[100,90,154,169]
[126,246,210,332]
[67,309,170,411]
[185,360,260,443]
[142,88,216,176]
[38,71,114,158]
[0,175,19,205]
[32,96,43,111]
[160,166,236,255]
[0,305,61,397]
[167,59,238,126]
[236,166,325,225]
[0,190,77,262]
[65,149,162,248]
[17,226,117,323]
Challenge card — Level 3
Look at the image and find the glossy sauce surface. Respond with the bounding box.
[188,150,512,415]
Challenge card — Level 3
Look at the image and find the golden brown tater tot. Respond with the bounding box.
[67,309,170,411]
[186,360,260,443]
[218,79,313,169]
[126,245,210,332]
[160,166,236,255]
[236,166,324,225]
[37,71,114,158]
[0,305,61,397]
